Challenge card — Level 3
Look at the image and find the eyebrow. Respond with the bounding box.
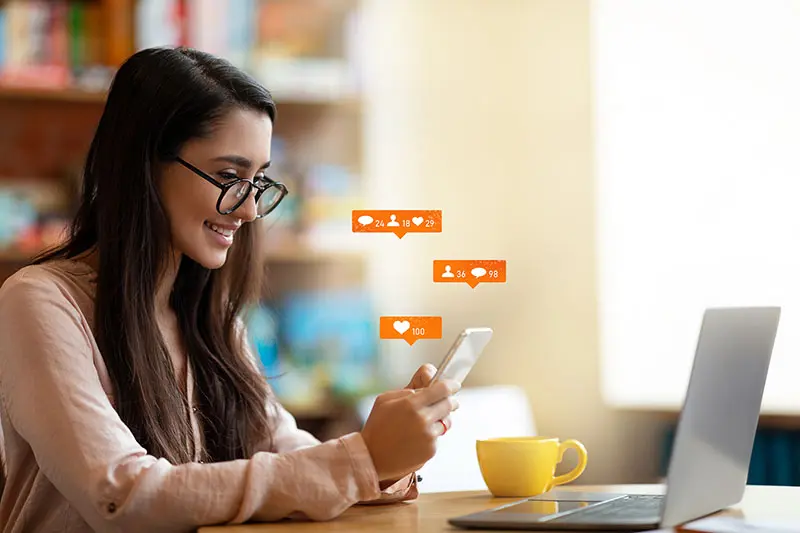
[212,155,271,169]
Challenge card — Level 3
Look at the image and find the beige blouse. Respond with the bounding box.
[0,259,417,532]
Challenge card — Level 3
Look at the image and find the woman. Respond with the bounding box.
[0,46,459,532]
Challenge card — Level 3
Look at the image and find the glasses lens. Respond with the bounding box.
[220,181,251,213]
[257,186,285,217]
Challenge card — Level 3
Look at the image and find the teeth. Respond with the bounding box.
[206,223,233,237]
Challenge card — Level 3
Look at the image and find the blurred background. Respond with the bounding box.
[1,0,800,490]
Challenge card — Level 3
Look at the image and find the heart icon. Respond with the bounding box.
[412,216,424,226]
[393,320,411,334]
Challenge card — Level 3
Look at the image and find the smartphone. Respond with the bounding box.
[430,327,493,386]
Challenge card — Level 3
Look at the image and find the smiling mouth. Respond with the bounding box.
[204,221,235,238]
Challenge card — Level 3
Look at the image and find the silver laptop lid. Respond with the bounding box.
[660,307,780,528]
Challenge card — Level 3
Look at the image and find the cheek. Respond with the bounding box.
[163,184,217,226]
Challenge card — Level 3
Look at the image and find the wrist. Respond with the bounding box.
[359,430,384,480]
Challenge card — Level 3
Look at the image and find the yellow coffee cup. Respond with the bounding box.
[476,436,588,498]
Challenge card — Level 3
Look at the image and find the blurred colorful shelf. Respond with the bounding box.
[0,85,361,108]
[0,85,108,103]
[0,249,37,263]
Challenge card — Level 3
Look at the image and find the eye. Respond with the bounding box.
[218,171,238,182]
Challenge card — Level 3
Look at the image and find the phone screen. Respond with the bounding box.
[432,328,492,385]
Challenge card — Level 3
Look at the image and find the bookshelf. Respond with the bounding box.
[0,86,107,103]
[0,85,362,108]
[0,0,374,440]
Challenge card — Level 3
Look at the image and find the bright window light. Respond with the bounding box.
[592,0,800,413]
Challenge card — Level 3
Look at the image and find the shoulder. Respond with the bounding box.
[0,260,95,320]
[0,262,100,369]
[0,263,64,300]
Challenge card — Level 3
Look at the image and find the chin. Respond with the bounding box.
[178,227,236,269]
[204,253,229,270]
[187,249,229,270]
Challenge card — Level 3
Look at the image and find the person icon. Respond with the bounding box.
[387,214,400,227]
[442,265,455,278]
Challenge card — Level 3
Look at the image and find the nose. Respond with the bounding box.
[233,187,258,222]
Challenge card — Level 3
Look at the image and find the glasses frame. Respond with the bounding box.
[174,156,288,218]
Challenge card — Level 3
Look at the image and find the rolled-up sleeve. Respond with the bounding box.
[266,400,420,505]
[0,273,403,532]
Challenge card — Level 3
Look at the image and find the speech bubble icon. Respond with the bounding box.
[357,215,374,225]
[471,267,487,278]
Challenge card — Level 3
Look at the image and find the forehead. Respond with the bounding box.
[186,107,273,162]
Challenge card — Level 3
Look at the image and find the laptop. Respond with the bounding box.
[449,306,781,531]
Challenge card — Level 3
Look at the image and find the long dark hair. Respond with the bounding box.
[34,46,276,464]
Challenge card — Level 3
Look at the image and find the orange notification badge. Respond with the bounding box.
[352,210,442,239]
[433,260,507,288]
[379,316,443,346]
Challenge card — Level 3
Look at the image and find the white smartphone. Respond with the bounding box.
[430,327,493,386]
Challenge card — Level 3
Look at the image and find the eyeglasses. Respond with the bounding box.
[174,157,288,218]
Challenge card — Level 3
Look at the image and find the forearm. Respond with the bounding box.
[61,433,383,532]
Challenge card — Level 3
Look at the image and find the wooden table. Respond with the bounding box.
[198,484,800,532]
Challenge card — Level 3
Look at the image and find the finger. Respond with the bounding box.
[424,395,458,423]
[375,389,415,405]
[407,363,437,389]
[431,415,453,437]
[412,379,460,407]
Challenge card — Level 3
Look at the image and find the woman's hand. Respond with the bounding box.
[403,363,453,436]
[405,363,437,389]
[360,379,460,482]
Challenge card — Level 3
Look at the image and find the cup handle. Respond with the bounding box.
[550,439,588,488]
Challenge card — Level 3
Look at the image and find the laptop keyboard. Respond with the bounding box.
[550,494,664,524]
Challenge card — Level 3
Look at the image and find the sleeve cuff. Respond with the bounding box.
[385,472,419,496]
[357,473,419,505]
[339,432,382,502]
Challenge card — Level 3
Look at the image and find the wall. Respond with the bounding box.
[360,0,669,484]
